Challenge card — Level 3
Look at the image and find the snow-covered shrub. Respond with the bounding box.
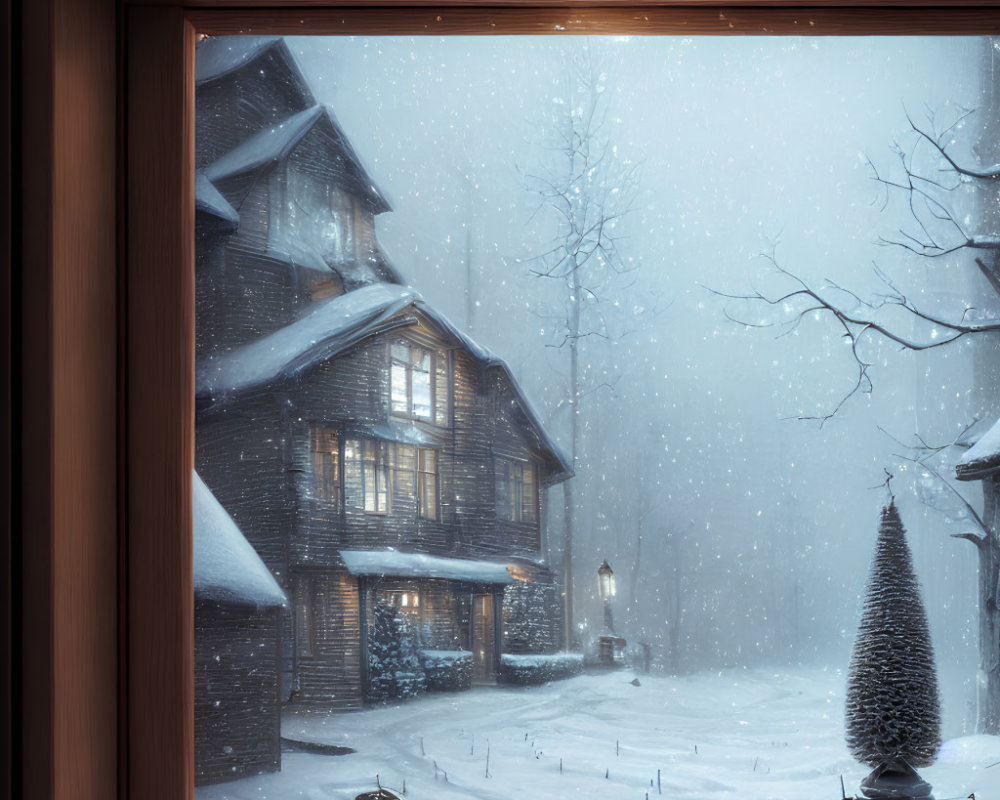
[366,602,426,703]
[503,580,557,653]
[845,500,941,768]
[418,649,473,691]
[500,652,583,685]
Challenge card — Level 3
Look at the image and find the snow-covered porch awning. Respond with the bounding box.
[339,549,514,585]
[956,417,1000,481]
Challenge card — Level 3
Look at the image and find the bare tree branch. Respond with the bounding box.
[952,531,987,548]
[879,425,989,536]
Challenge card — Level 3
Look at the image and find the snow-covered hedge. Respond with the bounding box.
[418,650,473,692]
[499,652,584,686]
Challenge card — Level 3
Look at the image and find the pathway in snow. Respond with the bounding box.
[196,667,999,800]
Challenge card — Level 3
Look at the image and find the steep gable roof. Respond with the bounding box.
[193,471,287,608]
[195,36,314,108]
[205,104,390,214]
[196,284,572,480]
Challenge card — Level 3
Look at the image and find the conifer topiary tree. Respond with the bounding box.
[845,499,941,778]
[366,601,426,703]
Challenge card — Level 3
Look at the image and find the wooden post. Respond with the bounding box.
[492,589,503,681]
[358,575,370,700]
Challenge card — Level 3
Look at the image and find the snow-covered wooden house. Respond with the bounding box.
[194,36,572,711]
[193,471,287,785]
[196,284,571,707]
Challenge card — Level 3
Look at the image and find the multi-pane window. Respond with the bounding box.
[345,438,390,513]
[390,341,434,421]
[417,448,438,520]
[495,458,537,524]
[311,427,341,509]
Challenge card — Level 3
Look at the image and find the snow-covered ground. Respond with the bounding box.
[196,667,1000,800]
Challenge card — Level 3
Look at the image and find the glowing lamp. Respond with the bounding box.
[597,560,615,601]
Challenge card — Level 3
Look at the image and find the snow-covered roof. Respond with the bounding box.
[267,239,332,275]
[197,36,281,83]
[956,417,1000,480]
[195,173,239,228]
[193,471,287,608]
[204,104,390,214]
[267,237,403,288]
[195,284,572,477]
[340,549,514,584]
[197,283,420,399]
[195,37,314,107]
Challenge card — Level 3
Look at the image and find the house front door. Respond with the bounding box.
[472,593,495,683]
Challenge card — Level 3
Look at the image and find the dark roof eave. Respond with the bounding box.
[542,466,574,487]
[955,460,1000,481]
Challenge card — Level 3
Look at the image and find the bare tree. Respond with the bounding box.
[523,48,639,648]
[715,102,1000,732]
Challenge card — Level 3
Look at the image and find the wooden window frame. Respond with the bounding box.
[310,426,342,510]
[495,456,538,525]
[389,338,436,422]
[344,436,391,513]
[10,4,1000,800]
[417,447,439,521]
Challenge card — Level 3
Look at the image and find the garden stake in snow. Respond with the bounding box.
[844,497,941,800]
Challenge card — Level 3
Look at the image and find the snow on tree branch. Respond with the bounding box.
[709,249,1000,423]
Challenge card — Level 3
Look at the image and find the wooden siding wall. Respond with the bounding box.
[274,332,557,565]
[194,601,282,786]
[292,573,363,709]
[450,349,499,554]
[195,50,312,170]
[196,397,296,582]
[194,227,229,356]
[196,209,337,354]
[490,370,546,554]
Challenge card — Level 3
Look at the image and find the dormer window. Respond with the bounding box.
[390,340,435,422]
[282,167,354,262]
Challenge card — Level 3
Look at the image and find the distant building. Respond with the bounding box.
[194,35,572,714]
[193,471,287,785]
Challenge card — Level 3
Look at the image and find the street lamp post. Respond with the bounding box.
[598,559,615,634]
